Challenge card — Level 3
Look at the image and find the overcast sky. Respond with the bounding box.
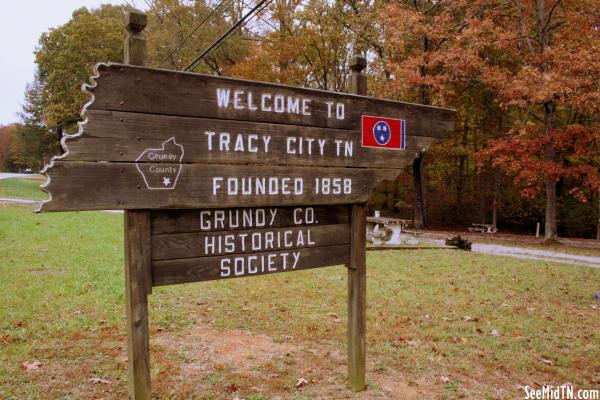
[0,1,147,126]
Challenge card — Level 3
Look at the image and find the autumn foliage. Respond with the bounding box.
[15,0,600,239]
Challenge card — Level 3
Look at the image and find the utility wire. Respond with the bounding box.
[184,0,272,72]
[158,0,228,68]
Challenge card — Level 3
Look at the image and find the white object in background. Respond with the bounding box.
[372,223,383,245]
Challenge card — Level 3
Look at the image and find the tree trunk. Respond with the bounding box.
[543,100,557,242]
[413,35,429,229]
[597,194,600,240]
[413,153,426,229]
[479,172,486,224]
[545,177,557,241]
[492,170,499,229]
[456,120,468,222]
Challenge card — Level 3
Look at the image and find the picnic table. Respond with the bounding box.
[366,216,413,244]
[468,223,498,234]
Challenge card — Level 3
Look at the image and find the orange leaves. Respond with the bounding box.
[382,0,599,204]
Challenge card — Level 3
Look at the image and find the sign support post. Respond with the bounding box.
[123,11,152,400]
[347,55,368,392]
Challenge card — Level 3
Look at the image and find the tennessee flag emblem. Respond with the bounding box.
[361,115,406,150]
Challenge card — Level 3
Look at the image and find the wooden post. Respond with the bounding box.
[347,55,367,392]
[123,10,151,400]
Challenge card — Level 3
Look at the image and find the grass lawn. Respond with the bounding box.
[1,205,599,399]
[0,177,47,201]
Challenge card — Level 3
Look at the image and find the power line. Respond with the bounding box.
[158,0,228,68]
[184,0,272,72]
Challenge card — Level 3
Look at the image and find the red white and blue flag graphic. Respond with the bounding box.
[361,115,406,150]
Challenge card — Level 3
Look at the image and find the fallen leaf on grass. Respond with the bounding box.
[463,316,479,322]
[226,383,239,392]
[22,360,41,370]
[539,358,554,366]
[90,377,111,384]
[295,377,309,388]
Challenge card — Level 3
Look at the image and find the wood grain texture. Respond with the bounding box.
[152,244,350,286]
[63,110,436,168]
[41,162,397,211]
[86,64,455,136]
[151,205,350,234]
[151,223,349,260]
[347,56,367,393]
[347,203,367,391]
[124,210,152,400]
[123,14,152,400]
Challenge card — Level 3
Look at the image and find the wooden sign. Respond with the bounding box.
[151,205,350,285]
[39,10,455,400]
[38,63,454,212]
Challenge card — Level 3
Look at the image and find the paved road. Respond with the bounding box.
[0,198,39,205]
[0,173,36,180]
[423,238,600,268]
[0,197,123,214]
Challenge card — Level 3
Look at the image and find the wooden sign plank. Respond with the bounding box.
[87,63,455,136]
[40,63,455,212]
[41,162,397,211]
[151,244,350,286]
[151,205,349,234]
[151,223,349,260]
[62,110,437,169]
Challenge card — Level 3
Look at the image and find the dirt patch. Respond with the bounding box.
[153,322,438,399]
[155,323,296,375]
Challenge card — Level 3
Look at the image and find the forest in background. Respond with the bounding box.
[0,0,598,239]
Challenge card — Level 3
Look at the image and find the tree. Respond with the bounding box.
[472,0,600,241]
[382,0,600,240]
[0,125,17,171]
[32,5,127,141]
[145,0,251,75]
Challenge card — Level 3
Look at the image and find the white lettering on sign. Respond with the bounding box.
[293,207,315,224]
[199,208,275,230]
[326,102,345,120]
[212,176,304,196]
[205,132,271,153]
[204,130,356,159]
[199,207,322,230]
[211,177,352,196]
[220,251,301,277]
[135,137,184,190]
[203,228,315,255]
[286,137,328,155]
[216,88,313,116]
[314,178,352,195]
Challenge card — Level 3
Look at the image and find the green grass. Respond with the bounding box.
[0,177,47,201]
[1,205,599,399]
